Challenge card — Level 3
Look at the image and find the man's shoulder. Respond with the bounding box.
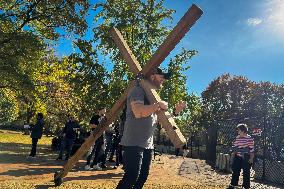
[132,85,144,91]
[129,85,145,95]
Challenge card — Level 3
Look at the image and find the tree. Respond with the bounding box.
[201,74,255,122]
[0,0,90,43]
[67,39,110,122]
[0,0,90,90]
[0,89,19,124]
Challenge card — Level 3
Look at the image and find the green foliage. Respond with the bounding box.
[0,0,91,130]
[0,89,19,124]
[0,32,45,91]
[0,0,90,91]
[0,0,90,41]
[68,39,110,121]
[0,0,199,137]
[93,0,176,103]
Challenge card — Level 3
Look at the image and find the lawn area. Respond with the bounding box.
[0,129,53,145]
[0,129,226,189]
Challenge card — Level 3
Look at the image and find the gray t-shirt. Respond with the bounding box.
[120,85,156,149]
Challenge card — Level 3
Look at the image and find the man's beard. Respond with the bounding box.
[151,77,162,89]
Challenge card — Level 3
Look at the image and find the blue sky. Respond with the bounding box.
[55,0,284,95]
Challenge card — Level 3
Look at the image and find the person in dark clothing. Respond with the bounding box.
[85,108,107,170]
[109,121,122,168]
[56,115,80,161]
[28,113,44,158]
[105,125,114,162]
[110,108,126,166]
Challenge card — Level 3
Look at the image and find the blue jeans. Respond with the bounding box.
[58,137,75,159]
[116,146,153,189]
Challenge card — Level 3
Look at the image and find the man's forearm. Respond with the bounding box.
[132,102,160,118]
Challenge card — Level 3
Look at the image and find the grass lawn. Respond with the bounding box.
[0,129,53,145]
[0,129,227,189]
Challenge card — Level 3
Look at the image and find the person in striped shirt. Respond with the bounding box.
[227,123,254,189]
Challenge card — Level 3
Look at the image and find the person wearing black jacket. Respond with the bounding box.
[85,108,106,170]
[28,113,44,158]
[108,121,122,168]
[56,115,80,161]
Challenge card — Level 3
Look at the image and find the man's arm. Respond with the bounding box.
[173,101,187,116]
[131,100,159,118]
[131,100,168,118]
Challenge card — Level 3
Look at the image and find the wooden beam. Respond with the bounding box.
[140,79,186,148]
[142,4,203,77]
[110,27,142,75]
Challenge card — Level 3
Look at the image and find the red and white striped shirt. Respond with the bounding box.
[232,135,254,157]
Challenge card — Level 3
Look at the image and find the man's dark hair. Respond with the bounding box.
[37,113,43,119]
[236,123,248,133]
[153,67,171,80]
[90,114,100,125]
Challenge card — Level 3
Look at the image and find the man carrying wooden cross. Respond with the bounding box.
[116,67,186,189]
[53,4,202,187]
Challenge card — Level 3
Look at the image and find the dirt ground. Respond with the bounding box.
[0,130,282,189]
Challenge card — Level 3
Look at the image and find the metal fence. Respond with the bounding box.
[154,116,284,186]
[213,116,284,185]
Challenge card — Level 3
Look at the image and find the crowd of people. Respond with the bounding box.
[26,67,255,189]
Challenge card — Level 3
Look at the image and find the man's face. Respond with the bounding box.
[151,74,166,89]
[99,108,106,116]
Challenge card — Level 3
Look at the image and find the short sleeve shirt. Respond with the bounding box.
[120,85,156,149]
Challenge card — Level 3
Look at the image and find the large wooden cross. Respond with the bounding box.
[54,4,203,186]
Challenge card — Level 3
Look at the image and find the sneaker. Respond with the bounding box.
[101,164,107,170]
[85,165,91,170]
[226,185,235,189]
[27,155,36,159]
[93,165,102,171]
